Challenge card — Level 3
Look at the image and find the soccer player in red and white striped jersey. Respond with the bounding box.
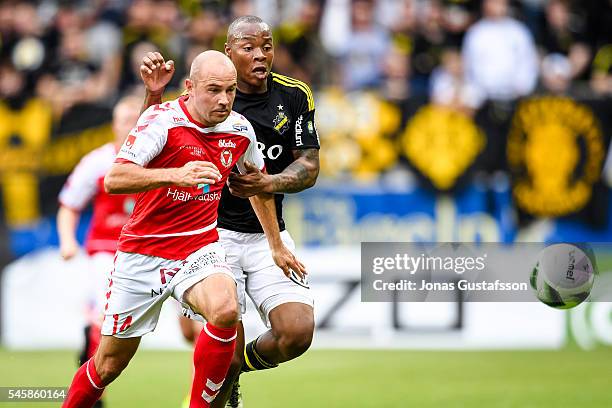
[62,51,304,408]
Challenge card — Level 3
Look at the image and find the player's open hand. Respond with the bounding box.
[228,161,271,198]
[140,52,175,94]
[60,239,79,261]
[271,244,307,280]
[175,161,222,187]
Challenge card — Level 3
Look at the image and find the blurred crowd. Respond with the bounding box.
[1,0,611,118]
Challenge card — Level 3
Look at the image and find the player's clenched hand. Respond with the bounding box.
[271,245,307,280]
[228,161,271,198]
[140,52,175,94]
[60,239,79,261]
[174,161,222,187]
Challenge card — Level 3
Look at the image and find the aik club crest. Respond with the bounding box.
[220,149,233,167]
[273,111,290,134]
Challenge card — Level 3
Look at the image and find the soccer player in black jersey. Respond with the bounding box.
[140,16,320,407]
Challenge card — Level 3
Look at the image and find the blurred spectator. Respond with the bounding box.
[389,0,416,54]
[411,0,448,95]
[274,0,331,88]
[540,52,572,93]
[36,26,110,117]
[337,0,391,91]
[462,0,539,101]
[386,0,416,97]
[381,44,411,102]
[441,0,477,45]
[591,44,612,95]
[0,62,27,105]
[186,10,224,51]
[230,0,256,19]
[120,40,160,96]
[319,0,351,57]
[1,1,48,94]
[118,0,183,95]
[430,47,482,113]
[538,0,591,82]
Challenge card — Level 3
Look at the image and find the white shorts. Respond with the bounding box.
[219,228,313,327]
[101,241,233,338]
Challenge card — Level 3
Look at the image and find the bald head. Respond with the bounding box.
[189,50,237,81]
[185,50,238,127]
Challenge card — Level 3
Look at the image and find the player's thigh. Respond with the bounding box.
[245,231,314,326]
[171,241,239,326]
[102,251,179,338]
[218,228,248,318]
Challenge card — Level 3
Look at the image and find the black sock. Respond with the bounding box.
[241,338,278,373]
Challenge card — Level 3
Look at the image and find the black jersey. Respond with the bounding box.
[217,72,320,233]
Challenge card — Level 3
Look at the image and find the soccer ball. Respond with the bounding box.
[530,243,596,309]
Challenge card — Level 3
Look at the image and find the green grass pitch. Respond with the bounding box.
[0,348,611,407]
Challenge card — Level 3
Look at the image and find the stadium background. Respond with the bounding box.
[0,0,611,407]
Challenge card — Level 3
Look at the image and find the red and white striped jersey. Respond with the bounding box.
[59,143,136,255]
[115,95,264,260]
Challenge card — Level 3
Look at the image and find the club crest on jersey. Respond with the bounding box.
[125,134,136,148]
[220,149,233,167]
[273,111,290,135]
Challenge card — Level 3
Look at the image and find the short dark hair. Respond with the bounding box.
[227,15,270,44]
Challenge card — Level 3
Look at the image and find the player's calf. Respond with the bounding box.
[184,274,239,407]
[243,303,314,371]
[63,336,140,408]
[93,335,141,385]
[209,324,245,408]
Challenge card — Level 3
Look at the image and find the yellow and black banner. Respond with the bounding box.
[507,96,610,219]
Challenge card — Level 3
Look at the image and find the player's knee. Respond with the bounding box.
[208,302,239,328]
[277,321,314,358]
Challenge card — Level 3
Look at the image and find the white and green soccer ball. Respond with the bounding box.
[530,243,596,310]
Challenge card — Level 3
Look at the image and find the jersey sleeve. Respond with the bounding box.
[291,84,320,150]
[58,153,100,211]
[116,105,168,166]
[236,121,266,174]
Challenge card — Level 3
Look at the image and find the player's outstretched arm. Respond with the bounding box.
[139,51,175,113]
[104,161,221,194]
[227,149,319,198]
[57,206,80,260]
[249,191,307,279]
